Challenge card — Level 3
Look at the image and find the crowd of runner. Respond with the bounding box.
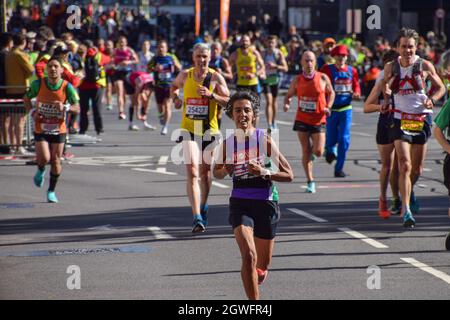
[1,3,450,300]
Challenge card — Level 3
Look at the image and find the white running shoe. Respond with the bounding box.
[128,124,140,131]
[144,121,156,131]
[161,125,168,135]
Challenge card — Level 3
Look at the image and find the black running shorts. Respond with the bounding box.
[390,114,432,145]
[229,197,280,240]
[376,113,394,145]
[34,133,67,144]
[293,120,325,134]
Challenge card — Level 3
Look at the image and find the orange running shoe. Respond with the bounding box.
[378,198,391,219]
[256,268,268,285]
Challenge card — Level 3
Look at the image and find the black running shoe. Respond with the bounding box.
[334,171,346,178]
[325,152,336,164]
[389,197,402,215]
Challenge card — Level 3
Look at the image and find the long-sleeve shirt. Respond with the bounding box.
[320,64,361,96]
[5,47,34,95]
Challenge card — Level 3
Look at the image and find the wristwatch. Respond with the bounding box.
[210,92,215,100]
[431,98,436,106]
[261,168,271,180]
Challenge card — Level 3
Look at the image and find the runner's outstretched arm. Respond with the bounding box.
[363,81,382,113]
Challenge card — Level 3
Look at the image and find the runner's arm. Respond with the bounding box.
[255,135,294,182]
[171,54,182,72]
[434,126,450,153]
[277,52,288,73]
[424,60,446,105]
[170,71,187,109]
[351,67,361,99]
[23,80,40,113]
[66,83,80,113]
[283,77,297,111]
[229,51,237,79]
[211,72,230,106]
[433,100,450,153]
[363,80,382,113]
[381,62,393,112]
[129,48,139,66]
[323,73,335,109]
[254,49,266,79]
[220,58,233,81]
[213,142,233,179]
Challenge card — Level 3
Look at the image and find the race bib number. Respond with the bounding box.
[158,71,171,81]
[400,113,425,132]
[334,83,352,93]
[186,98,209,120]
[298,99,317,113]
[38,102,64,121]
[240,66,252,72]
[266,64,277,76]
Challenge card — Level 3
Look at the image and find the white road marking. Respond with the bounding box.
[147,227,174,239]
[158,156,169,166]
[119,163,154,167]
[88,225,113,231]
[352,131,372,137]
[275,120,292,126]
[300,184,378,189]
[132,168,178,176]
[69,156,154,166]
[212,181,230,189]
[338,227,389,249]
[400,257,450,285]
[287,208,328,223]
[423,168,432,172]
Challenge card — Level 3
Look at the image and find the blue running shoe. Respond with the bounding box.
[410,192,419,214]
[192,218,205,233]
[200,204,209,227]
[402,210,416,228]
[47,191,59,203]
[306,181,316,193]
[33,168,45,188]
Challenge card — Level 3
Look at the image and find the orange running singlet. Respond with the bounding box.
[295,72,327,126]
[35,79,68,135]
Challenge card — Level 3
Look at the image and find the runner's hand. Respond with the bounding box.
[381,102,391,114]
[55,101,65,112]
[424,98,434,109]
[173,96,182,109]
[70,104,80,114]
[324,108,331,117]
[197,85,212,98]
[224,164,234,176]
[248,160,263,176]
[353,93,361,100]
[283,99,290,112]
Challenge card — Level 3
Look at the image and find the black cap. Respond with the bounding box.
[53,45,69,56]
[83,40,94,48]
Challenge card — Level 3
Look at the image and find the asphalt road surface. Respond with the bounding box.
[1,94,449,300]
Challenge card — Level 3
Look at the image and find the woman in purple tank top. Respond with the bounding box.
[213,91,293,300]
